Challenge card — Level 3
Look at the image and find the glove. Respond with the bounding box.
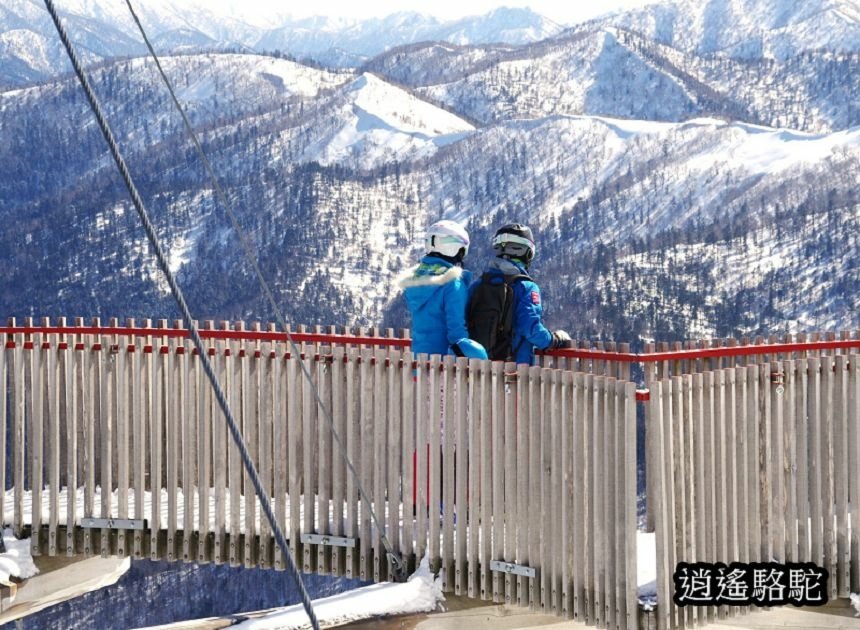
[452,338,489,360]
[550,330,573,349]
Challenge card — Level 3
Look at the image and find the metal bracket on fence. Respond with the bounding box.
[300,533,356,548]
[770,371,785,394]
[490,560,536,578]
[81,517,147,530]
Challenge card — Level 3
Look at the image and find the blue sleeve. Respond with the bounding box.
[514,280,553,350]
[444,277,471,347]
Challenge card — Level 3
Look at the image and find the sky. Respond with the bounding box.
[216,0,656,26]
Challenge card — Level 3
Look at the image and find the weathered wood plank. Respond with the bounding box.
[821,356,837,599]
[832,356,849,595]
[454,356,467,596]
[528,365,541,610]
[467,358,482,599]
[849,354,860,592]
[387,351,403,579]
[479,359,492,601]
[502,361,517,606]
[516,363,530,609]
[372,351,387,582]
[491,360,504,604]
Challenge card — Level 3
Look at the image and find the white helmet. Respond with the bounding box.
[425,220,470,259]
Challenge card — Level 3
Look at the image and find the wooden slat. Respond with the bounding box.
[98,328,113,558]
[343,347,358,578]
[82,333,96,555]
[834,355,849,595]
[111,340,126,558]
[784,360,798,563]
[746,365,761,563]
[0,328,6,534]
[331,346,346,576]
[703,371,716,569]
[359,348,374,580]
[821,356,837,599]
[849,354,860,592]
[560,371,573,619]
[528,365,541,609]
[65,329,79,556]
[809,358,823,567]
[287,348,302,570]
[182,341,196,564]
[442,356,455,591]
[649,380,671,630]
[373,351,387,582]
[582,373,594,623]
[623,380,638,630]
[603,374,616,627]
[479,359,492,600]
[734,367,748,565]
[572,372,585,621]
[244,340,259,569]
[516,363,530,608]
[454,356,468,596]
[401,350,415,573]
[429,354,442,577]
[167,348,180,562]
[550,369,562,616]
[503,362,517,605]
[388,351,404,578]
[491,360,504,603]
[772,361,786,562]
[139,331,153,560]
[47,331,60,556]
[302,352,317,574]
[228,338,242,567]
[316,354,331,575]
[31,330,44,554]
[271,342,285,570]
[197,338,212,564]
[258,327,273,569]
[212,333,228,565]
[467,358,481,599]
[415,354,429,569]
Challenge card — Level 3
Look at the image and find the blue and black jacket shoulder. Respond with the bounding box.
[475,258,553,365]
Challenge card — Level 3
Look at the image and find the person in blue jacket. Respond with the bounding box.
[398,220,488,359]
[479,223,572,364]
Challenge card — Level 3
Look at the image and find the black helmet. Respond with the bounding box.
[492,223,535,264]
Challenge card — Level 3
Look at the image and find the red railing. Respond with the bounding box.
[3,319,859,399]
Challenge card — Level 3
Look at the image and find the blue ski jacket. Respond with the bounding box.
[477,258,553,365]
[398,255,473,357]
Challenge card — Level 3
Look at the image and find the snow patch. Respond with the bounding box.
[233,553,443,628]
[0,529,38,583]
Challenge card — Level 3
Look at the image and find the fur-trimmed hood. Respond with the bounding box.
[397,263,463,290]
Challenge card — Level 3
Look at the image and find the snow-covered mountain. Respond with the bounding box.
[597,0,860,60]
[0,0,857,341]
[0,0,561,88]
[365,26,860,133]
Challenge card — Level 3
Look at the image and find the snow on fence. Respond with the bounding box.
[0,317,640,629]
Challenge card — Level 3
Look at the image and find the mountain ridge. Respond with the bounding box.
[0,0,857,341]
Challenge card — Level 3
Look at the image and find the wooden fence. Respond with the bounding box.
[647,355,860,630]
[0,318,640,629]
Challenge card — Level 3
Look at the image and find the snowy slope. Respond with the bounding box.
[301,73,475,169]
[603,0,860,59]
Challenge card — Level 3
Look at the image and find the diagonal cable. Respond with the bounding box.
[122,0,407,580]
[41,0,321,627]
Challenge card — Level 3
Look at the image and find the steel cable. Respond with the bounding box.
[41,0,321,626]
